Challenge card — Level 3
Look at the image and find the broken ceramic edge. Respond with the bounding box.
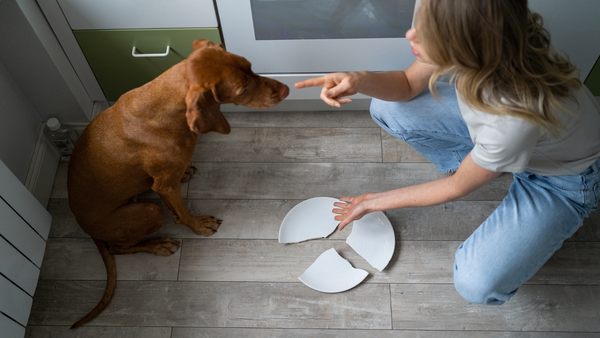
[278,197,341,244]
[346,211,395,272]
[298,248,369,293]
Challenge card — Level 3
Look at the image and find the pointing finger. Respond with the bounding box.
[294,77,326,89]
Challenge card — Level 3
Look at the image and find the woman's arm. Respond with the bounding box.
[333,153,502,230]
[294,60,437,107]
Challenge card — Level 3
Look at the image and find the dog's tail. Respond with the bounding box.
[70,238,117,329]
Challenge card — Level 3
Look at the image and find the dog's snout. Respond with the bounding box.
[279,84,290,100]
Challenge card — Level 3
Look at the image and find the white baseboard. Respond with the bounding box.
[90,100,110,120]
[25,123,60,208]
[221,98,372,112]
[25,101,110,207]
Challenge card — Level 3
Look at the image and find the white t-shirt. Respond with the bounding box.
[457,85,600,175]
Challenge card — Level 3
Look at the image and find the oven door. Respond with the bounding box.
[216,0,420,102]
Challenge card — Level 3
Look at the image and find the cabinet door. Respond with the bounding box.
[74,28,221,101]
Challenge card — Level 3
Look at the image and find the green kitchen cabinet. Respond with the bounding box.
[584,56,600,96]
[74,28,221,101]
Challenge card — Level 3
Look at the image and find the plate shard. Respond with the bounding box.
[346,211,395,272]
[298,248,368,293]
[279,197,396,293]
[278,197,340,243]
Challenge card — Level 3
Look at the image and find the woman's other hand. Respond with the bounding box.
[333,193,375,230]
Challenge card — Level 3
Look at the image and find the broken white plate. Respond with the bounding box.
[346,211,395,272]
[278,197,340,243]
[298,248,368,293]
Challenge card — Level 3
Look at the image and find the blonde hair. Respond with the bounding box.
[418,0,581,135]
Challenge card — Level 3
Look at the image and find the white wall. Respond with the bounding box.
[0,0,86,123]
[529,0,600,83]
[0,0,87,184]
[0,60,42,184]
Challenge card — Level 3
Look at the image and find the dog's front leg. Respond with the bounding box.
[152,176,221,236]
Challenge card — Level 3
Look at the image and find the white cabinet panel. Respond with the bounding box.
[0,159,50,334]
[57,0,218,29]
[0,236,41,296]
[0,275,33,327]
[0,314,25,338]
[0,161,51,240]
[0,198,47,268]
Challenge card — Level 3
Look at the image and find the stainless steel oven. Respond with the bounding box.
[216,0,420,105]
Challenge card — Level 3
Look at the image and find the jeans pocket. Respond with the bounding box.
[536,174,583,192]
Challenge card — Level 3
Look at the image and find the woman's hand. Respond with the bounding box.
[333,193,375,230]
[295,64,436,104]
[294,72,364,107]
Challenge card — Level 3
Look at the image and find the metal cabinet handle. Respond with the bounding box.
[131,45,170,58]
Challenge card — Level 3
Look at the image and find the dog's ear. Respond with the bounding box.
[185,86,231,135]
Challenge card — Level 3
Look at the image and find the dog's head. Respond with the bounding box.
[185,39,289,135]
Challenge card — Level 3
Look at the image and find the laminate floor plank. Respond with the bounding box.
[172,327,600,338]
[178,239,600,285]
[39,238,180,281]
[186,162,512,200]
[222,110,378,128]
[25,326,171,338]
[178,239,381,283]
[47,198,338,240]
[193,127,383,163]
[29,280,392,329]
[388,201,500,241]
[390,283,600,332]
[390,202,600,243]
[382,131,430,163]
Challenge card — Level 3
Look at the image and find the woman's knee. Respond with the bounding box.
[453,246,517,305]
[369,98,430,138]
[370,99,406,127]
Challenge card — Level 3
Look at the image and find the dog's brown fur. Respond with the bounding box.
[67,40,289,328]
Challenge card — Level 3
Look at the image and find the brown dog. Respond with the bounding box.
[67,39,289,328]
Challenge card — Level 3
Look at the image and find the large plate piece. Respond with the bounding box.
[298,248,368,293]
[346,211,395,271]
[278,197,340,243]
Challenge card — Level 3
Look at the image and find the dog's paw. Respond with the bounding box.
[180,165,198,182]
[110,237,181,256]
[189,215,222,236]
[145,237,181,256]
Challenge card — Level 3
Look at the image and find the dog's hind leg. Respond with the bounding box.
[86,201,180,256]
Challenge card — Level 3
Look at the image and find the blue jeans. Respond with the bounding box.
[370,83,600,305]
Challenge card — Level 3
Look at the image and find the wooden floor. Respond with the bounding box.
[27,110,600,337]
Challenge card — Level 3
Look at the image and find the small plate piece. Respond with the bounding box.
[278,197,340,243]
[298,248,369,293]
[346,211,395,272]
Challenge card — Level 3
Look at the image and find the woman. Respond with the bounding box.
[295,0,600,305]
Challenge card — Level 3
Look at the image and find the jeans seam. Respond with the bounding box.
[399,129,473,148]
